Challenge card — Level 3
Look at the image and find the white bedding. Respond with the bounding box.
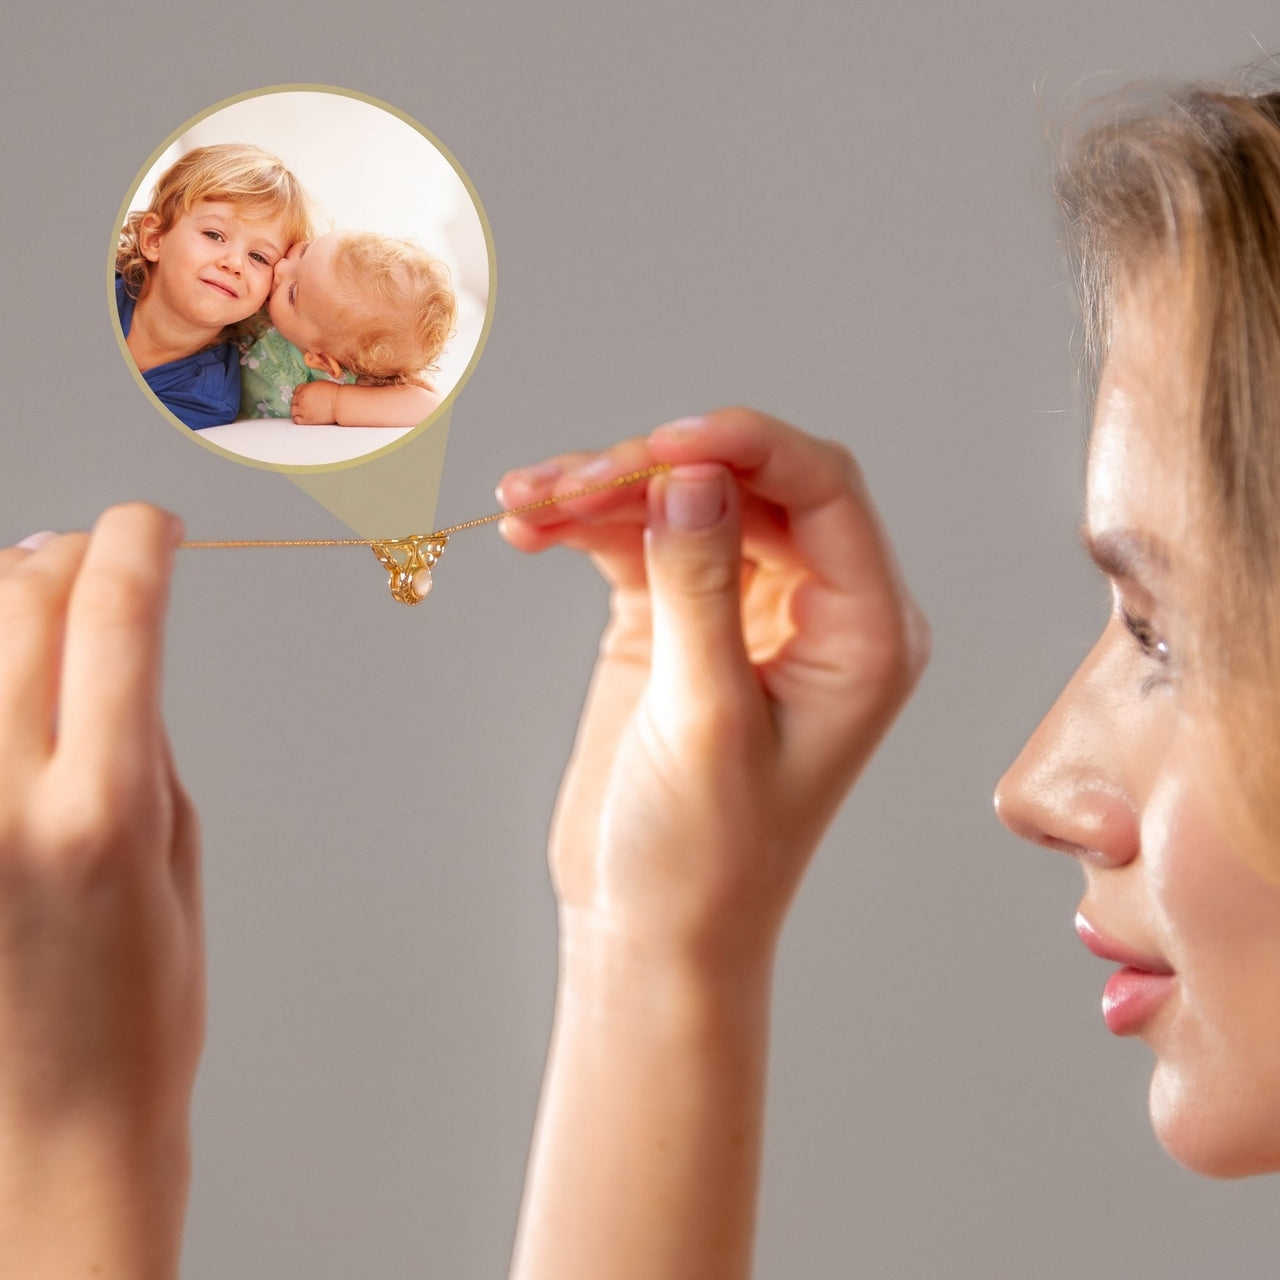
[199,420,414,466]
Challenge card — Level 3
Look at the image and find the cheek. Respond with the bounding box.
[267,299,299,345]
[245,267,274,308]
[1142,751,1280,1175]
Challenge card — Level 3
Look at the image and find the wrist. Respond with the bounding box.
[556,906,777,1033]
[0,1122,190,1279]
[328,383,346,424]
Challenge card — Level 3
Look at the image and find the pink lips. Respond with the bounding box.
[201,278,238,299]
[1075,912,1176,1036]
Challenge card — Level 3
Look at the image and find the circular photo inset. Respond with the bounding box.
[110,87,492,468]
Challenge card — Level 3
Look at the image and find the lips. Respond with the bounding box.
[1075,911,1177,1036]
[201,278,239,299]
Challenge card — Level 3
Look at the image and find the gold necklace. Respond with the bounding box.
[180,462,673,605]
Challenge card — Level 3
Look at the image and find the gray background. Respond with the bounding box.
[3,3,1277,1276]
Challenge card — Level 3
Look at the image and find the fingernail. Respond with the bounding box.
[512,461,562,487]
[665,466,726,530]
[569,456,616,482]
[16,530,58,551]
[167,513,186,545]
[654,415,711,439]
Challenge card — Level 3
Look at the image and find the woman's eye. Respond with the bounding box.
[1121,607,1173,694]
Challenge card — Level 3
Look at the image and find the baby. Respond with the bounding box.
[240,231,456,427]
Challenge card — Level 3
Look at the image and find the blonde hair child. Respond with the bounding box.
[115,143,314,431]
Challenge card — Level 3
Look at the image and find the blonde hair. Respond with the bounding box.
[326,232,457,385]
[117,143,314,301]
[1056,82,1280,867]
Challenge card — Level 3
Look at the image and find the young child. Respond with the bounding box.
[239,230,457,427]
[116,144,314,430]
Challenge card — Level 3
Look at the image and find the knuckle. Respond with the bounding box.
[173,783,201,847]
[39,785,127,868]
[670,556,741,601]
[35,766,162,875]
[860,596,931,698]
[718,403,759,425]
[822,438,863,491]
[903,599,933,682]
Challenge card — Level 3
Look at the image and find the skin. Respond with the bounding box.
[267,232,348,366]
[995,294,1280,1179]
[497,409,929,1279]
[127,199,287,372]
[0,506,200,1279]
[0,409,921,1279]
[11,363,1278,1271]
[268,233,440,428]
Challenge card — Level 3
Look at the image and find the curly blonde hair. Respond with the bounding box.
[326,232,457,385]
[117,143,314,302]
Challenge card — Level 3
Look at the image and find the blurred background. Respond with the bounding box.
[5,5,1280,1277]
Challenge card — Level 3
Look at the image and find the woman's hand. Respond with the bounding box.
[0,506,201,1280]
[499,407,929,971]
[502,408,928,1280]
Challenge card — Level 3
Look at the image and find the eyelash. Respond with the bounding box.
[1121,607,1173,695]
[201,229,272,266]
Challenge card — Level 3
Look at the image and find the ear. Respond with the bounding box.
[138,212,165,263]
[303,351,345,380]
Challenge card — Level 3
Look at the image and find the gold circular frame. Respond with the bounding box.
[107,83,496,475]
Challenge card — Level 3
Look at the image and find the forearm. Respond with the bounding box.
[332,383,440,427]
[511,914,774,1280]
[0,1125,190,1279]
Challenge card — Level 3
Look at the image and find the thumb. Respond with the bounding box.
[644,464,757,727]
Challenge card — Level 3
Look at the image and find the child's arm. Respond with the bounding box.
[290,380,442,428]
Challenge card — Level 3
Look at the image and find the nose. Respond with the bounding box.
[993,640,1141,867]
[216,242,244,275]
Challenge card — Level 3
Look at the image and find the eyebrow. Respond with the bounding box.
[1078,523,1172,582]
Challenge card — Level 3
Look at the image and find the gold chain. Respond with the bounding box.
[179,462,674,604]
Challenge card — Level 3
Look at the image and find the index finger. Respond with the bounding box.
[57,503,182,779]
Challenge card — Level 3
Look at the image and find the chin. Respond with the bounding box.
[1149,1062,1280,1178]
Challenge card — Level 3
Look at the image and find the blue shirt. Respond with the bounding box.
[115,275,241,430]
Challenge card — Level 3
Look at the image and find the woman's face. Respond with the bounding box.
[141,198,288,332]
[995,295,1280,1178]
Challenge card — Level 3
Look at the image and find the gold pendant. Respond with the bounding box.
[370,534,449,605]
[178,462,674,606]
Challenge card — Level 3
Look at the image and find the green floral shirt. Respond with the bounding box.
[238,327,355,419]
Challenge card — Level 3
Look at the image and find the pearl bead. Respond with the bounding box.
[412,567,433,599]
